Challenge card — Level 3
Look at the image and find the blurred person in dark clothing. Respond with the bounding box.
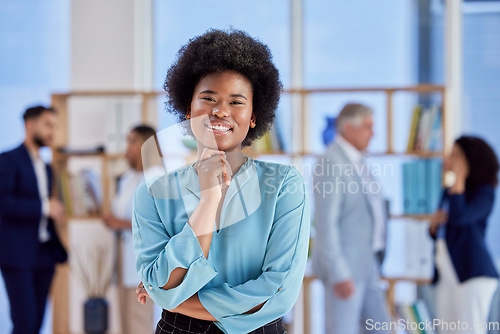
[0,106,67,334]
[430,136,499,334]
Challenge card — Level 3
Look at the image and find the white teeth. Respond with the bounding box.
[207,124,231,131]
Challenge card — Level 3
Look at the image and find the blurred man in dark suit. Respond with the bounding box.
[0,106,67,334]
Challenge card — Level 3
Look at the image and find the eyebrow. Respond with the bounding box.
[199,90,248,100]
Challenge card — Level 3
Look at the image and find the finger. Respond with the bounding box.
[220,153,230,186]
[197,156,228,173]
[213,154,232,187]
[221,155,232,185]
[198,160,229,177]
[199,159,232,178]
[200,148,225,161]
[201,153,227,165]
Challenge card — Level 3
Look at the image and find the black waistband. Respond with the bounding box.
[159,309,284,333]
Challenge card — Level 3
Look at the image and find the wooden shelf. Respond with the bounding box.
[51,85,446,334]
[244,150,444,159]
[54,151,105,158]
[283,84,445,94]
[382,276,433,319]
[403,151,444,158]
[51,84,445,98]
[368,151,443,158]
[390,214,433,221]
[50,91,154,334]
[381,276,432,285]
[106,153,125,160]
[65,215,103,220]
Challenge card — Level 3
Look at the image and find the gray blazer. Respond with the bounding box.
[311,140,383,285]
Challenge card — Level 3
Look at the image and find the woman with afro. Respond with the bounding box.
[133,29,309,334]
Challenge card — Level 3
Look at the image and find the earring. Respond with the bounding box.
[186,114,191,119]
[250,122,256,128]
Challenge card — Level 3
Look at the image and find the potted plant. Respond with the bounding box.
[72,245,113,334]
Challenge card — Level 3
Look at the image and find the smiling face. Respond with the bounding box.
[188,70,255,153]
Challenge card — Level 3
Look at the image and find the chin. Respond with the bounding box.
[198,137,236,152]
[206,144,233,152]
[360,142,370,151]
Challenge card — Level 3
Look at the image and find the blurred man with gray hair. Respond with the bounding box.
[312,103,390,333]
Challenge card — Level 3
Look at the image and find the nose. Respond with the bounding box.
[212,105,229,118]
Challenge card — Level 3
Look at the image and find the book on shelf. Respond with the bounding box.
[407,106,422,153]
[404,220,434,279]
[416,160,427,214]
[251,123,285,154]
[397,303,421,334]
[402,159,442,215]
[407,105,442,153]
[414,300,436,334]
[395,300,436,334]
[383,219,433,280]
[58,169,102,217]
[426,159,442,213]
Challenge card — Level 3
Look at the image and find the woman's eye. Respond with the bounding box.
[231,100,243,105]
[202,97,215,102]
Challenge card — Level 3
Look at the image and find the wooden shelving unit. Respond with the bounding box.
[50,91,157,334]
[286,84,446,334]
[50,84,445,334]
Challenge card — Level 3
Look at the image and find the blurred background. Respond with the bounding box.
[1,0,499,333]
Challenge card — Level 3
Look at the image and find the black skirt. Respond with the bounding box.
[155,309,286,334]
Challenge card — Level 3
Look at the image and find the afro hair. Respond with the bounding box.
[164,28,282,147]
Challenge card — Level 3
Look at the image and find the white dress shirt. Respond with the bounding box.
[335,135,386,252]
[29,150,51,243]
[111,169,145,288]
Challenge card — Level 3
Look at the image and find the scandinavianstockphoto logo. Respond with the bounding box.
[258,159,393,197]
[303,159,394,198]
[137,117,395,201]
[365,318,500,333]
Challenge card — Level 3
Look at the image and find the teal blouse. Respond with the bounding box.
[132,157,310,333]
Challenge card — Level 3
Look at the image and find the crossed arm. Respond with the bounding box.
[137,279,264,321]
[131,168,309,329]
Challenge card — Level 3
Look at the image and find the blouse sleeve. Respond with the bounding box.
[197,167,310,333]
[132,181,218,310]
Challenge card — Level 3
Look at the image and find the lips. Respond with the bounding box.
[204,121,233,134]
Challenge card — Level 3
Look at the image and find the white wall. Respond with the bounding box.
[64,1,155,333]
[71,0,134,90]
[0,1,70,333]
[70,0,153,91]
